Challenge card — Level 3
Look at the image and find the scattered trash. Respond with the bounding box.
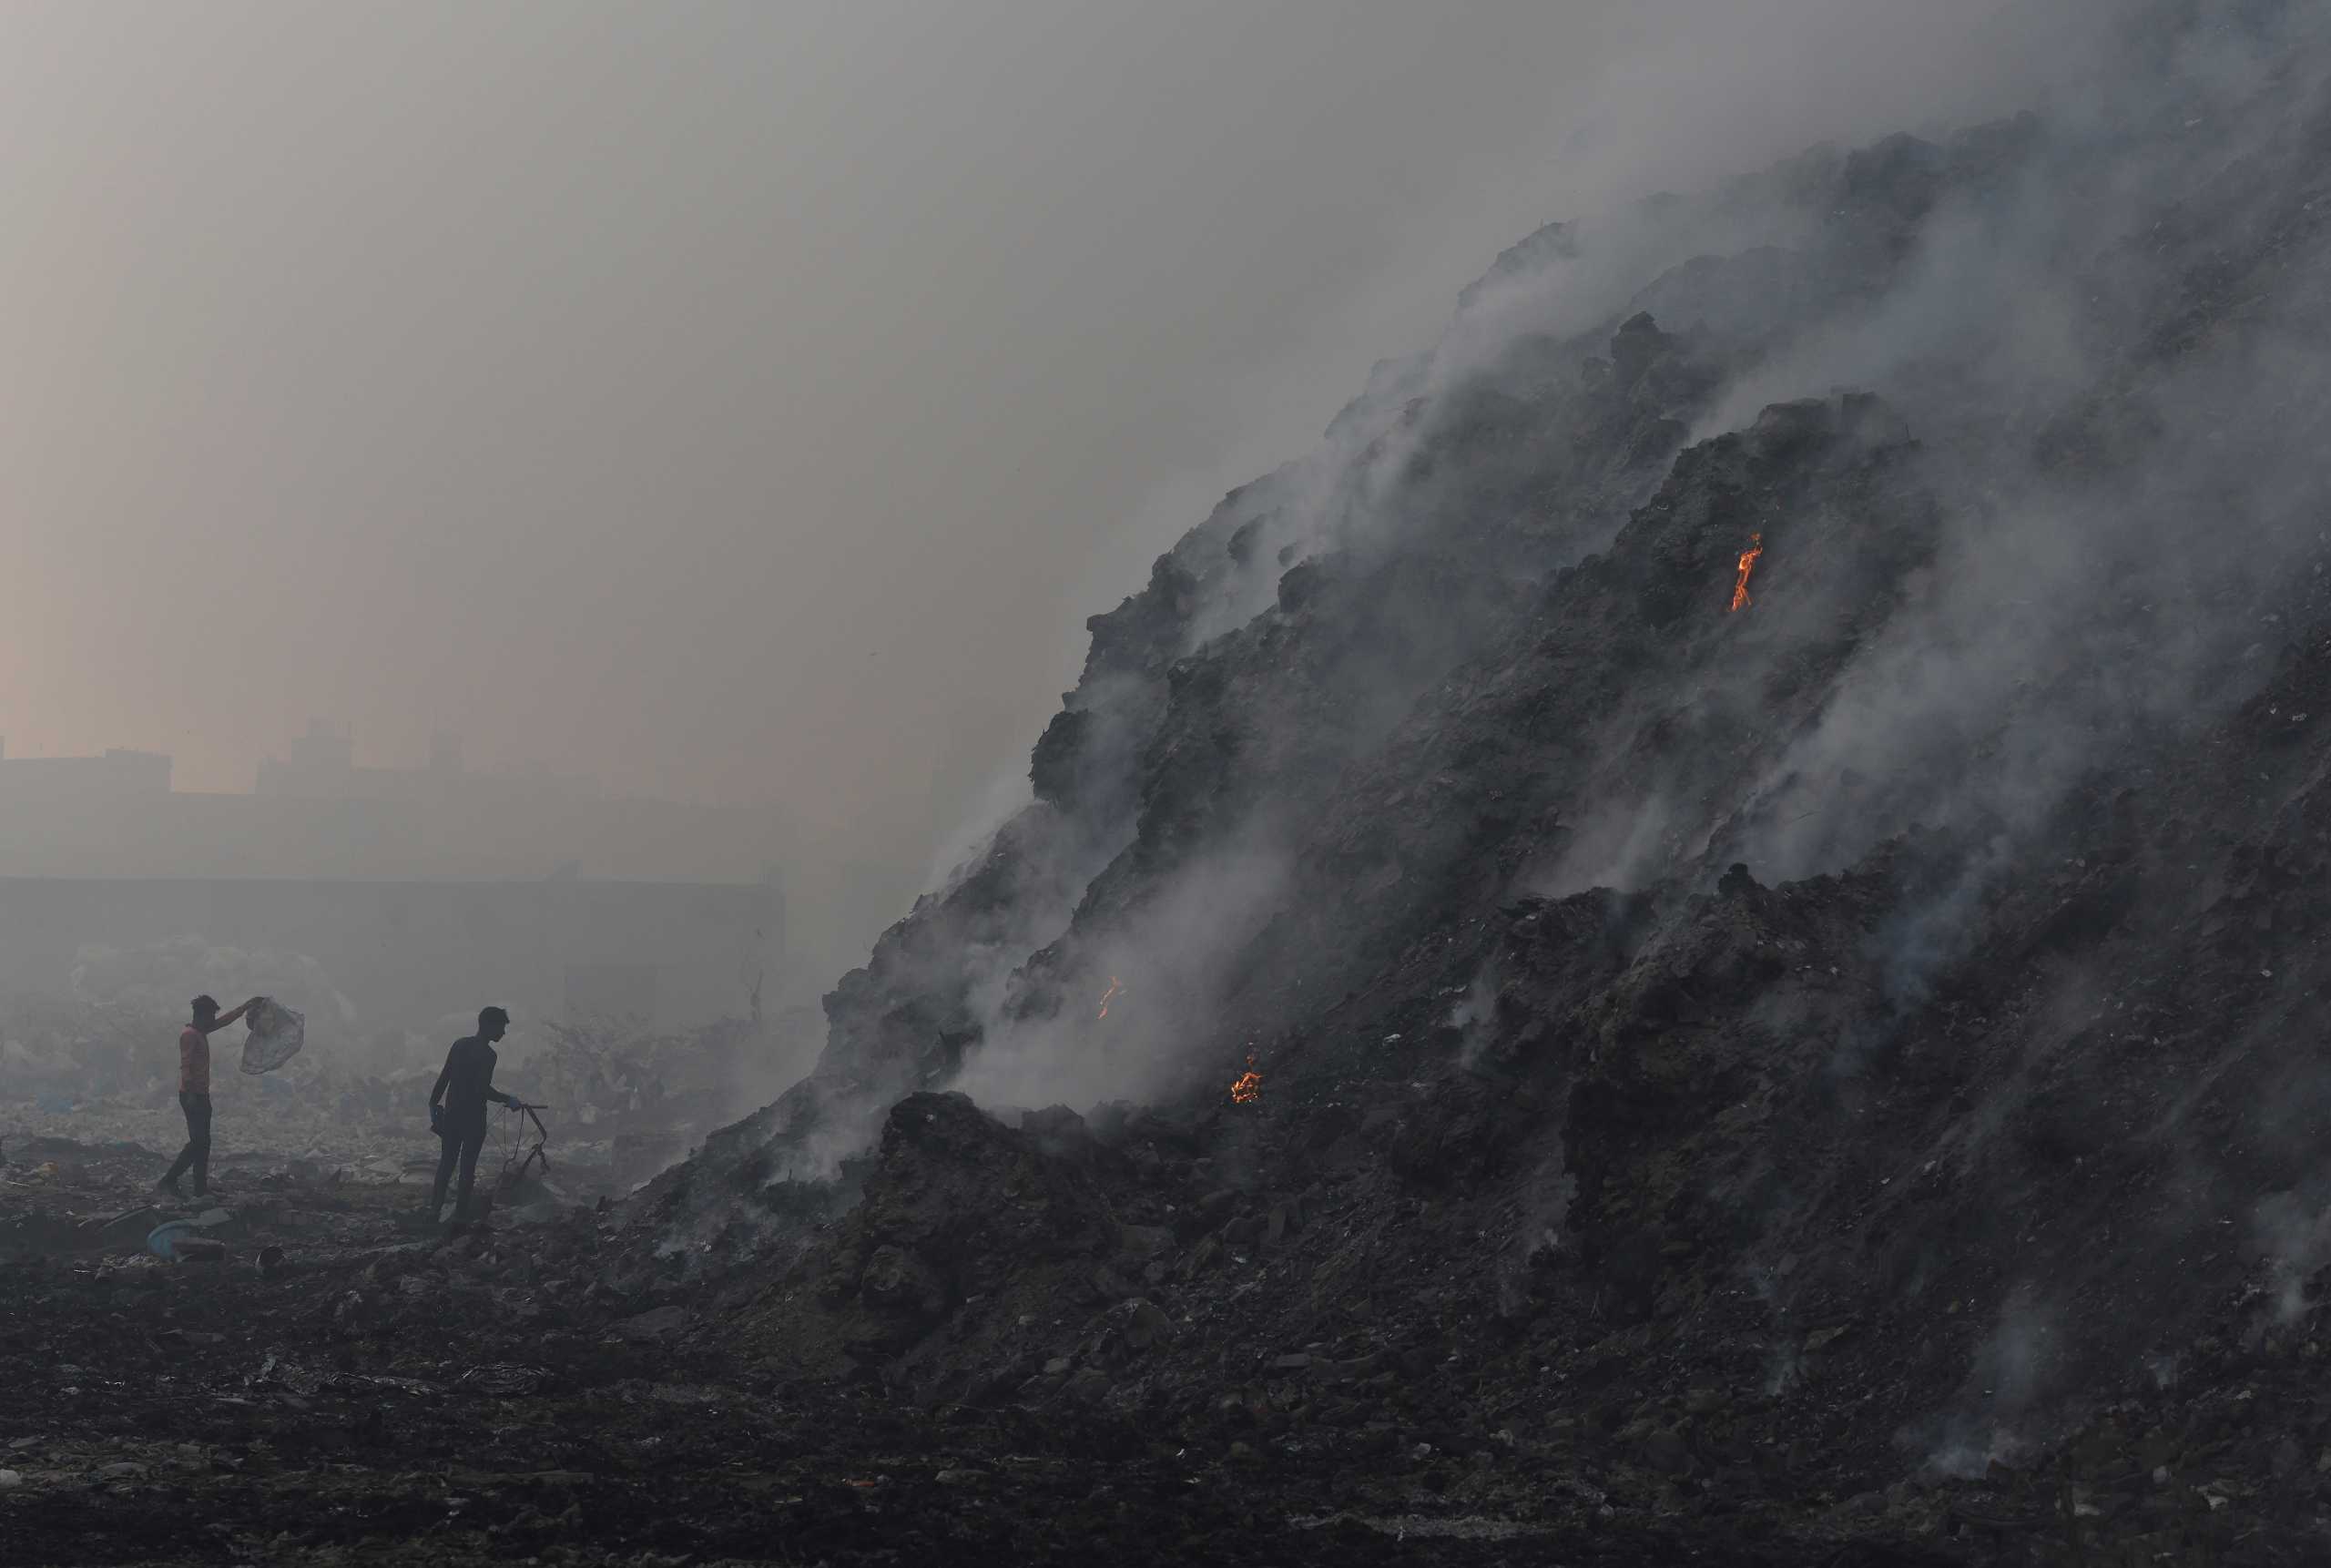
[146,1220,227,1264]
[82,1205,159,1236]
[457,1364,551,1397]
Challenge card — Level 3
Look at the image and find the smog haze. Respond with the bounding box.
[2,1,2115,944]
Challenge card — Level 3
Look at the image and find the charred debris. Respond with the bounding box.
[15,6,2331,1563]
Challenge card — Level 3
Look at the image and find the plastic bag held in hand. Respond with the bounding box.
[240,996,306,1074]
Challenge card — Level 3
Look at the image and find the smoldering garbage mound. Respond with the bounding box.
[636,9,2331,1560]
[730,1094,1133,1384]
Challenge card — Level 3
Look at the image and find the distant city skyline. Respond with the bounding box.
[2,721,622,802]
[0,722,909,990]
[0,728,791,877]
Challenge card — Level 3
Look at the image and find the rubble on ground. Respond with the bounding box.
[1,999,777,1202]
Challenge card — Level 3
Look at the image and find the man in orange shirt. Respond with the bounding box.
[160,993,258,1200]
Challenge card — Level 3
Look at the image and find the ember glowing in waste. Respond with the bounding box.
[1730,533,1764,613]
[1097,976,1124,1020]
[1229,1055,1262,1105]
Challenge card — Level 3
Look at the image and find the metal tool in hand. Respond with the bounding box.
[497,1101,552,1187]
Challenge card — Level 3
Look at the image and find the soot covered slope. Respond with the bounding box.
[634,5,2331,1558]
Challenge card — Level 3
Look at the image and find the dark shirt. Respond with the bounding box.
[430,1035,509,1127]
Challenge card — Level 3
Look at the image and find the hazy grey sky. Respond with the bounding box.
[1,1,2111,879]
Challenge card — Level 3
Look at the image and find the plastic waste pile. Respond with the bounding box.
[241,996,306,1075]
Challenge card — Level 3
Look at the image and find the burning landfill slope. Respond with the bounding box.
[612,4,2331,1556]
[15,8,2331,1565]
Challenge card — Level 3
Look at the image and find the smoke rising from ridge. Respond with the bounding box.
[6,4,2146,990]
[850,0,2331,1131]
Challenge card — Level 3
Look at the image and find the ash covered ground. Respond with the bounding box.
[15,5,2331,1563]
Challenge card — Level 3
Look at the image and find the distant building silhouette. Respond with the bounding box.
[0,724,796,891]
[0,737,171,800]
[255,720,594,804]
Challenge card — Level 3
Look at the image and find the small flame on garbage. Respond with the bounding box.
[1730,533,1764,613]
[1229,1055,1263,1105]
[1097,976,1124,1020]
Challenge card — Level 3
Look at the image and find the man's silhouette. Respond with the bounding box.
[160,994,257,1199]
[427,1006,524,1223]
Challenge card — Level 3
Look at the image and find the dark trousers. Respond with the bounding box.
[432,1119,487,1219]
[164,1092,211,1194]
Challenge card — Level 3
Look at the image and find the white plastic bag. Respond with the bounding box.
[240,996,305,1074]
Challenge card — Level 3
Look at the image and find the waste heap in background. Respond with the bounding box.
[517,1016,764,1184]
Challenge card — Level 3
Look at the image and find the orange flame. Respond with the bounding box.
[1097,976,1123,1020]
[1229,1054,1262,1105]
[1730,534,1764,613]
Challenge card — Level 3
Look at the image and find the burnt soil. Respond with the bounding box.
[4,1145,1835,1567]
